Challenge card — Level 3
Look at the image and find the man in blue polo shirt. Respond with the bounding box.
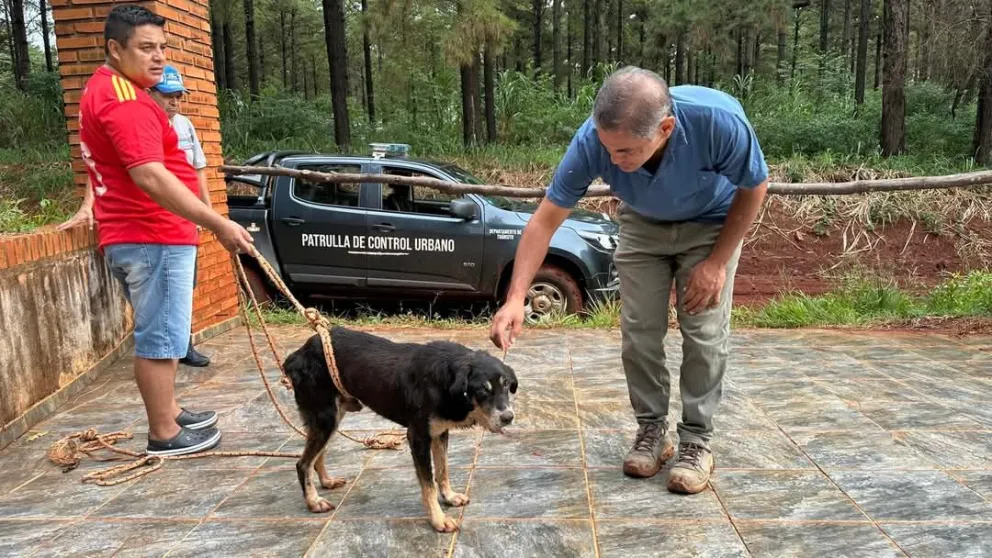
[490,66,768,494]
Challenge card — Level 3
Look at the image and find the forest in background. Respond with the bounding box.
[1,0,991,229]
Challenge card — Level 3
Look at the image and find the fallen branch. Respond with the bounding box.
[221,165,992,198]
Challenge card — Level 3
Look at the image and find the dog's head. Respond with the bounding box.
[450,350,518,433]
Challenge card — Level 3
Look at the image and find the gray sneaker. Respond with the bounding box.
[622,422,675,478]
[667,442,714,494]
[147,426,222,457]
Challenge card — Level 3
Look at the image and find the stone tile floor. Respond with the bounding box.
[1,325,991,557]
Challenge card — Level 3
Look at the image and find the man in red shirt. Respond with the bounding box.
[79,4,253,456]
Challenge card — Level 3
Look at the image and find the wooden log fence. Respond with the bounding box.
[220,165,992,198]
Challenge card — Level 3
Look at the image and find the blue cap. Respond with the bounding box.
[153,65,188,94]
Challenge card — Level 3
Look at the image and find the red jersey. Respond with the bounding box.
[79,66,200,248]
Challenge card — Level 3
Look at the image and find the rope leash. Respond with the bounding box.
[46,247,403,486]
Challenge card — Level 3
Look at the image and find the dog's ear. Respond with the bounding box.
[504,366,518,394]
[449,360,472,403]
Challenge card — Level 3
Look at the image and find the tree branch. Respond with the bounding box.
[221,165,992,198]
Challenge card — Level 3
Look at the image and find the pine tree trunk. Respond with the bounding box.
[881,0,908,156]
[223,22,236,90]
[973,1,992,165]
[259,36,266,85]
[472,52,484,140]
[855,0,870,106]
[39,0,52,72]
[485,42,497,143]
[792,6,803,79]
[553,0,561,90]
[843,0,852,69]
[362,0,375,124]
[212,11,226,90]
[638,13,646,67]
[245,0,260,95]
[2,0,14,78]
[616,0,623,62]
[533,0,543,74]
[675,30,686,84]
[10,0,29,90]
[777,27,787,83]
[736,28,744,77]
[820,0,830,53]
[312,56,318,96]
[582,0,591,74]
[460,64,475,146]
[874,24,881,89]
[593,0,602,66]
[568,2,575,96]
[290,10,298,93]
[323,0,352,149]
[919,0,934,81]
[280,11,288,88]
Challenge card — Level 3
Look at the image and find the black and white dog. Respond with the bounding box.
[282,326,518,532]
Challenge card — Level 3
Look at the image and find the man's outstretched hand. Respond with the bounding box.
[489,301,525,351]
[214,219,255,254]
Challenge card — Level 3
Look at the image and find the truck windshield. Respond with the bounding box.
[440,164,540,210]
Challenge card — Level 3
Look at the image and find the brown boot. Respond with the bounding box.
[622,423,675,478]
[667,442,715,494]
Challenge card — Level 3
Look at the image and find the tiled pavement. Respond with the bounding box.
[1,325,991,557]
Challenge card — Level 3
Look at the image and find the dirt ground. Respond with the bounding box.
[580,196,992,337]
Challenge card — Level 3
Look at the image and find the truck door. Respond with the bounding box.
[270,161,369,288]
[364,164,485,292]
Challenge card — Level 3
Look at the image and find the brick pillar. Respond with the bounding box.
[51,0,240,334]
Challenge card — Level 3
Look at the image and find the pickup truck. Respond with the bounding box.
[226,146,619,323]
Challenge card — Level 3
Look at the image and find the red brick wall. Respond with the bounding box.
[0,227,99,269]
[50,0,238,333]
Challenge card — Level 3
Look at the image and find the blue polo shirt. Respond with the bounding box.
[546,85,769,222]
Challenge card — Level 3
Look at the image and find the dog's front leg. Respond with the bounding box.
[432,432,469,507]
[314,446,347,490]
[410,430,458,532]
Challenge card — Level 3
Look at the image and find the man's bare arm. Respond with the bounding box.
[128,162,253,253]
[503,199,573,304]
[196,169,211,208]
[707,180,767,266]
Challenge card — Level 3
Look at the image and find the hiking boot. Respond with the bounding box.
[622,422,675,478]
[179,337,210,367]
[667,442,714,494]
[176,407,218,430]
[147,426,222,457]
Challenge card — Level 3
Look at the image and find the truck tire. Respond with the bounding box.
[524,264,583,324]
[241,264,273,305]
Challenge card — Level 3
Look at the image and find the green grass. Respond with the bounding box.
[248,271,992,332]
[735,271,992,328]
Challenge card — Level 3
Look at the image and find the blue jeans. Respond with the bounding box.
[104,244,196,360]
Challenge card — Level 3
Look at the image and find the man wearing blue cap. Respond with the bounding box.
[61,64,212,367]
[148,65,211,367]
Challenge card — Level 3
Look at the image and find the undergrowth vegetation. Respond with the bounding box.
[253,270,992,331]
[1,69,988,235]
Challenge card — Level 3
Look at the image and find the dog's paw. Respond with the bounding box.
[306,497,336,513]
[442,491,470,507]
[320,476,348,490]
[430,514,460,533]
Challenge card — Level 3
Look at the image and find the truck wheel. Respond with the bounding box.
[524,264,583,324]
[241,265,273,305]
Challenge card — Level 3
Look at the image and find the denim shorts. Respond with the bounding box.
[104,244,196,360]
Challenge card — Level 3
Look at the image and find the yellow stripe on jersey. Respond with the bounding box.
[111,75,137,102]
[123,79,136,101]
[111,75,126,102]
